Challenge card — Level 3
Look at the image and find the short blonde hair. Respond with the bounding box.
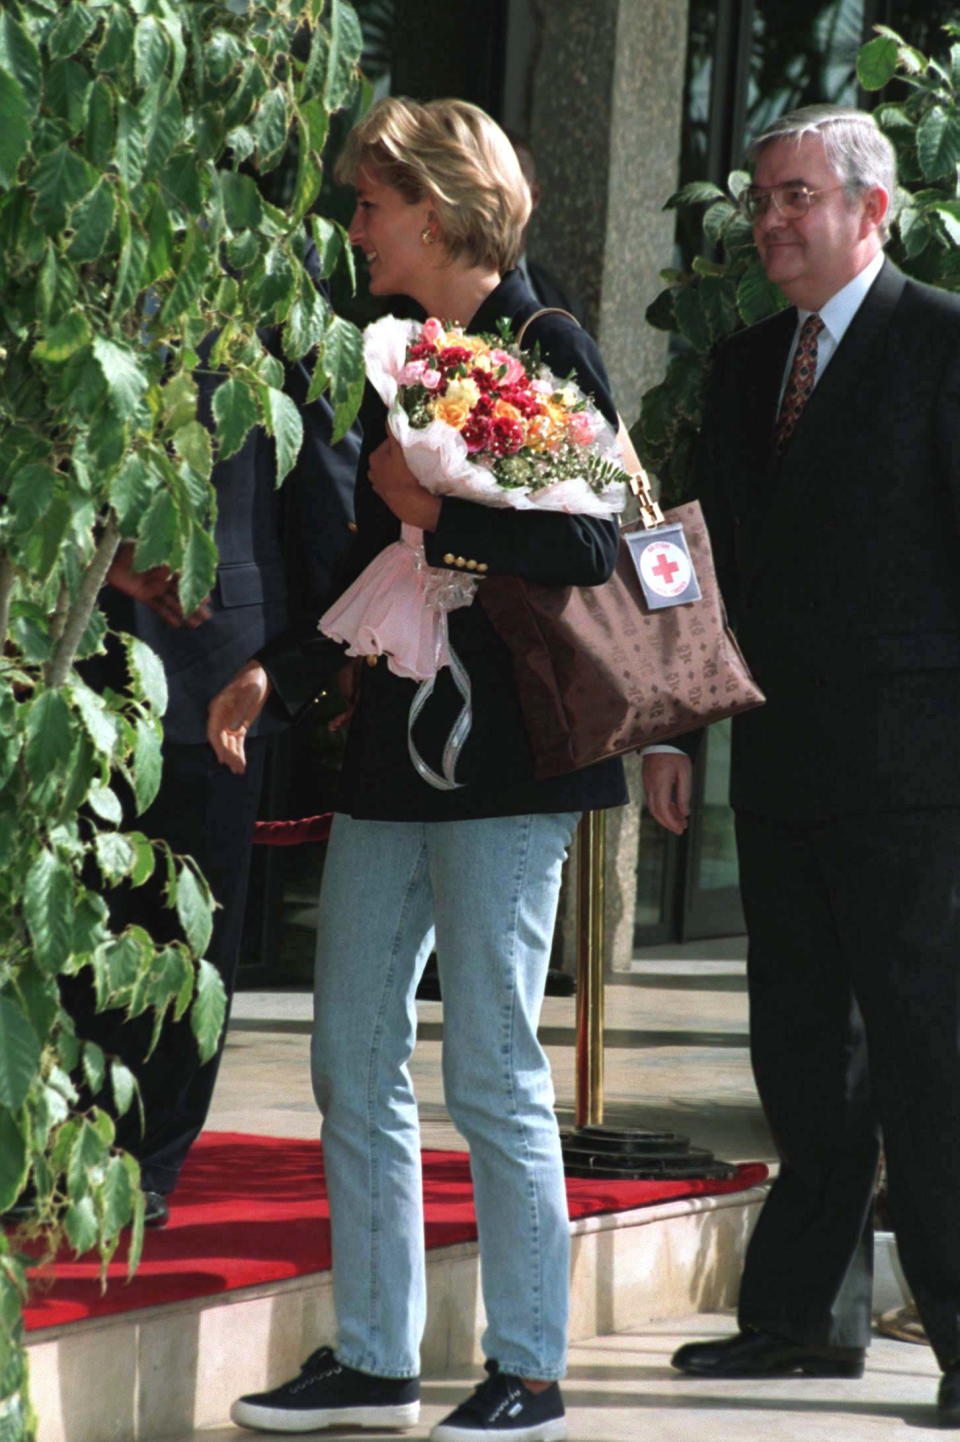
[335,97,531,274]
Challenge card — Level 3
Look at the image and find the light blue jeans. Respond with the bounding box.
[311,810,580,1381]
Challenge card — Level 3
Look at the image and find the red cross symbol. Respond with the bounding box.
[652,553,680,585]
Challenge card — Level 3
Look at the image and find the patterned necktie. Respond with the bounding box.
[774,313,824,451]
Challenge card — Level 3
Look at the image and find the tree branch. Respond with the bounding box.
[49,578,70,648]
[0,553,15,646]
[45,520,121,690]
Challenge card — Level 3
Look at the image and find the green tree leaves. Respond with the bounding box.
[92,337,148,419]
[23,850,75,975]
[0,70,30,189]
[212,376,260,461]
[0,3,365,1428]
[66,177,116,262]
[917,107,960,181]
[0,1003,40,1112]
[857,34,900,91]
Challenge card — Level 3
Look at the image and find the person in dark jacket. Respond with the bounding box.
[69,326,359,1227]
[644,105,960,1429]
[213,97,628,1442]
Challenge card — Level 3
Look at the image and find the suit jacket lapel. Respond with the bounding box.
[745,309,795,474]
[745,259,906,587]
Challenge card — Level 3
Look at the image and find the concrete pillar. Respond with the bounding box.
[527,0,687,424]
[528,0,688,971]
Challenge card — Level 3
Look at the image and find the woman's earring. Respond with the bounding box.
[421,225,436,246]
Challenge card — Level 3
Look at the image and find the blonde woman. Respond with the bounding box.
[214,98,627,1442]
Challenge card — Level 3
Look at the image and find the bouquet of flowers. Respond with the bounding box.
[362,314,628,516]
[319,314,631,789]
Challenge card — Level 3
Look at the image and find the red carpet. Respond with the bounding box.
[19,1133,766,1332]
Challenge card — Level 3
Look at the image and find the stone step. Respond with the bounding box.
[30,1184,767,1442]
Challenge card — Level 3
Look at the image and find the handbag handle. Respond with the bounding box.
[513,306,664,529]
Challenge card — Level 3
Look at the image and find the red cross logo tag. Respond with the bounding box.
[639,540,691,599]
[626,522,702,610]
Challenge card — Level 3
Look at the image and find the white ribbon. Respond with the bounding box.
[319,527,478,789]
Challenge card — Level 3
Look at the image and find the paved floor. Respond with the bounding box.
[185,940,940,1441]
[183,1315,943,1441]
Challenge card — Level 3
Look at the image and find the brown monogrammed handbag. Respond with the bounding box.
[478,495,765,782]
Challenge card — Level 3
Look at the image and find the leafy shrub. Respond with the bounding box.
[0,3,364,1435]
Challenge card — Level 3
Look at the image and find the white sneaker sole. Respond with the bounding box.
[230,1398,420,1432]
[429,1417,566,1442]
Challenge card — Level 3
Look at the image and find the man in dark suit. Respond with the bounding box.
[643,104,960,1426]
[71,334,359,1224]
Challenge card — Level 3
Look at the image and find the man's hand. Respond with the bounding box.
[107,542,211,629]
[642,752,693,835]
[368,435,442,530]
[207,661,271,774]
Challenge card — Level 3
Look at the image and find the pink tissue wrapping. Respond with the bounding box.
[319,525,459,682]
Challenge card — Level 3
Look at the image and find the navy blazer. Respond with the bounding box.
[694,258,960,819]
[262,269,628,821]
[106,340,360,746]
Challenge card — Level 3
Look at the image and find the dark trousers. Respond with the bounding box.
[734,808,960,1366]
[65,737,267,1194]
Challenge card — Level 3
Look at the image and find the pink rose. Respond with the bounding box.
[568,410,601,446]
[421,317,445,345]
[422,368,443,391]
[398,359,427,387]
[489,348,525,386]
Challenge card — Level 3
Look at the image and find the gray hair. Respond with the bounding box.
[747,104,897,240]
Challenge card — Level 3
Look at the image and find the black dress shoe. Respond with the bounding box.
[143,1190,169,1229]
[671,1329,866,1378]
[938,1367,960,1427]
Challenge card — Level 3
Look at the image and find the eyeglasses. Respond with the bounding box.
[738,183,847,223]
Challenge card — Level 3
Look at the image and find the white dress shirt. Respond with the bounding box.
[776,249,885,405]
[643,249,886,762]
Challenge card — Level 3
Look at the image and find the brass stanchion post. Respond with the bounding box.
[575,810,605,1127]
[562,807,736,1181]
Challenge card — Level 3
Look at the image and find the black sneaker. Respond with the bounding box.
[430,1361,566,1442]
[230,1347,420,1433]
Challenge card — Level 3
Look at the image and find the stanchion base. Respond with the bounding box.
[561,1124,737,1181]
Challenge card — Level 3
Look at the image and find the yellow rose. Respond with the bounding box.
[525,415,555,451]
[493,400,522,421]
[434,396,472,429]
[445,377,481,410]
[459,334,490,354]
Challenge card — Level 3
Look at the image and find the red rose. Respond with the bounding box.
[437,345,473,369]
[499,384,540,417]
[489,416,524,456]
[462,415,492,453]
[407,341,437,361]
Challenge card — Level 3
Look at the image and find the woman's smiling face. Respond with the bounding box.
[348,166,436,299]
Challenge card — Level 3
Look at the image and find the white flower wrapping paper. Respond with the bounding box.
[320,314,629,684]
[362,314,628,516]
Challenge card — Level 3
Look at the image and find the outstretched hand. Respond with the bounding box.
[107,542,211,629]
[207,661,272,774]
[642,752,693,835]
